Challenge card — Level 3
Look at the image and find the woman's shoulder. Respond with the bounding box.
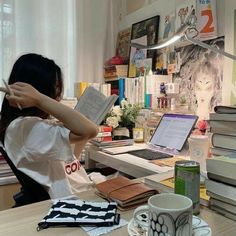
[9,116,43,126]
[8,116,57,131]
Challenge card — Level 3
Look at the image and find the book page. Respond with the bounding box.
[95,94,118,125]
[74,86,117,125]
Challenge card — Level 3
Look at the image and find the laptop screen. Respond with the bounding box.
[149,113,198,151]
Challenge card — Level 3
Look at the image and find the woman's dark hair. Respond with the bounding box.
[0,53,64,143]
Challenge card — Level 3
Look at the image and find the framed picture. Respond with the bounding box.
[128,15,160,77]
[116,27,131,64]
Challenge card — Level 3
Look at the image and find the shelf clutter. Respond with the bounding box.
[0,152,17,185]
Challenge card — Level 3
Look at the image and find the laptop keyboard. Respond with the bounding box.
[127,149,173,160]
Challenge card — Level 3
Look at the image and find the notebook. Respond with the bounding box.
[128,113,198,160]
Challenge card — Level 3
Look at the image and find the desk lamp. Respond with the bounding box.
[131,22,236,61]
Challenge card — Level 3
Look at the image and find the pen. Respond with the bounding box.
[2,79,22,110]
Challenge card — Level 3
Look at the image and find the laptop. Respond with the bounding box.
[128,113,198,160]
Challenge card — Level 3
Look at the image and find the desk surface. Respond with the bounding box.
[85,144,176,178]
[0,190,236,236]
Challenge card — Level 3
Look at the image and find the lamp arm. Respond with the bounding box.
[185,34,236,61]
[130,42,157,50]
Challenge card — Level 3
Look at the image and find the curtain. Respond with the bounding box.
[0,0,119,105]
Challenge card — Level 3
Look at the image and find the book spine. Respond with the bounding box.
[96,132,112,137]
[92,136,113,142]
[98,126,113,132]
[118,78,125,104]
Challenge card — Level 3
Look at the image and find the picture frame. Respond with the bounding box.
[128,15,160,77]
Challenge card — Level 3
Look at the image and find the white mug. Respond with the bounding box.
[188,135,209,173]
[133,193,193,236]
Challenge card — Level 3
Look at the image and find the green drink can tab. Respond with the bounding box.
[175,160,200,215]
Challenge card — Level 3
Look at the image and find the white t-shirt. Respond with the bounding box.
[4,116,93,199]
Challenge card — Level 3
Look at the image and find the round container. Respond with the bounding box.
[174,160,200,215]
[133,128,144,143]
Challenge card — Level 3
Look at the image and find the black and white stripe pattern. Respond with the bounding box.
[40,200,119,226]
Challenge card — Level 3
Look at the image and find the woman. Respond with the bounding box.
[0,53,99,198]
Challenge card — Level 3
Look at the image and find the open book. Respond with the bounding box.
[74,86,118,125]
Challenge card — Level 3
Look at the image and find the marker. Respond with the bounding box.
[2,79,22,110]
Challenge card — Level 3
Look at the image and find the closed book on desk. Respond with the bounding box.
[210,197,236,214]
[209,112,236,121]
[95,176,158,210]
[212,133,236,150]
[214,105,236,114]
[206,156,236,186]
[90,139,134,147]
[210,146,236,157]
[205,179,236,202]
[210,205,236,221]
[207,190,236,206]
[209,120,236,135]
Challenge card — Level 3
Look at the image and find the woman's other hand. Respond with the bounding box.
[6,82,42,109]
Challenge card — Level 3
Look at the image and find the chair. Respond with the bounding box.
[0,146,50,207]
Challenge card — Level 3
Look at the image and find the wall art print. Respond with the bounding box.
[173,36,224,120]
[128,15,160,77]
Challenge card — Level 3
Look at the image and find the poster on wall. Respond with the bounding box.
[116,27,131,64]
[196,0,218,40]
[159,12,175,43]
[231,9,236,105]
[175,0,197,37]
[173,36,224,120]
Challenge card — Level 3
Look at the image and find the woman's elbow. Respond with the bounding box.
[87,124,99,139]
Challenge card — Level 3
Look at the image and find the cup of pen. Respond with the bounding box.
[133,193,193,236]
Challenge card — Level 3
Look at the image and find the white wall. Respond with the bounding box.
[118,0,235,105]
[223,0,236,105]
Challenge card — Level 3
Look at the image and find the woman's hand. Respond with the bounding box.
[4,82,43,109]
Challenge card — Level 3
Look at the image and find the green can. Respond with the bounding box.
[175,160,200,215]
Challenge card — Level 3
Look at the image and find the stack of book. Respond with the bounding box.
[206,156,236,220]
[90,138,134,148]
[209,105,236,156]
[92,126,113,143]
[104,65,128,81]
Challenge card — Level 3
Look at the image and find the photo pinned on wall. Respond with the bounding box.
[135,58,153,77]
[159,12,175,43]
[155,51,167,75]
[128,15,160,77]
[116,27,132,64]
[196,0,218,40]
[173,36,224,120]
[167,51,177,74]
[129,36,147,78]
[176,0,198,38]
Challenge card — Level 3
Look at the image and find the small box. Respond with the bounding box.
[165,83,179,94]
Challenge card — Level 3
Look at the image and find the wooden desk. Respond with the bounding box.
[85,144,174,178]
[0,189,236,236]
